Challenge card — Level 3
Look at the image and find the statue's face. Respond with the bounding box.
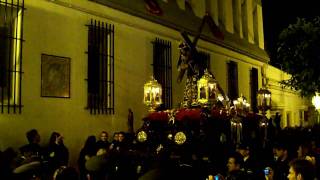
[179,42,189,52]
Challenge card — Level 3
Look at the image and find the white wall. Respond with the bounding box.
[0,0,277,167]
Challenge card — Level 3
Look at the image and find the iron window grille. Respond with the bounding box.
[152,38,172,110]
[227,61,239,102]
[0,0,25,114]
[86,20,114,115]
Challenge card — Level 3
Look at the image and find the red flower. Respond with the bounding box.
[211,107,229,119]
[145,111,169,122]
[175,108,202,121]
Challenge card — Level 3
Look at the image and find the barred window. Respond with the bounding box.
[227,61,238,101]
[86,20,114,114]
[0,1,25,114]
[152,38,172,110]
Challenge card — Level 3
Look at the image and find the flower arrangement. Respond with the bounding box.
[175,108,202,121]
[144,111,169,122]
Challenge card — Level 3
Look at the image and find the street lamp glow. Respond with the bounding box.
[312,93,320,110]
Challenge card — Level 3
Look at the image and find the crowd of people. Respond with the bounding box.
[0,126,320,180]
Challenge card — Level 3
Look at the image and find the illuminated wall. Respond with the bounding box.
[266,65,310,127]
[0,0,307,167]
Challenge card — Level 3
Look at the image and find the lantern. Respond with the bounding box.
[230,109,242,145]
[143,76,162,112]
[257,88,271,148]
[233,94,250,114]
[312,92,320,124]
[257,88,271,112]
[312,92,320,110]
[197,70,217,106]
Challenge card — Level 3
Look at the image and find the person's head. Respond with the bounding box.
[274,142,288,160]
[287,159,315,180]
[49,132,63,145]
[118,132,125,142]
[26,129,40,144]
[113,132,119,142]
[237,143,250,158]
[297,141,312,159]
[227,152,243,172]
[99,131,108,142]
[84,135,96,149]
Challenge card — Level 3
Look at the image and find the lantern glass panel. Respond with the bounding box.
[257,88,271,110]
[144,77,162,111]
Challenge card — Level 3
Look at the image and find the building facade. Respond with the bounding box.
[0,0,310,165]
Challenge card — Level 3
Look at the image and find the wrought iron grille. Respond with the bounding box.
[0,0,25,114]
[227,61,239,101]
[152,38,172,110]
[250,67,258,113]
[86,20,114,114]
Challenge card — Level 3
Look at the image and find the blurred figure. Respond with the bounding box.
[85,149,110,180]
[297,141,316,165]
[237,143,261,179]
[128,108,134,134]
[274,112,281,131]
[19,129,43,162]
[237,144,255,173]
[225,152,247,180]
[109,132,119,150]
[287,159,315,180]
[96,131,110,152]
[0,148,17,179]
[47,132,69,175]
[78,136,97,180]
[273,142,290,180]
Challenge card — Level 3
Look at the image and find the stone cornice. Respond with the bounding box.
[89,0,269,62]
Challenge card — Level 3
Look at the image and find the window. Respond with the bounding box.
[241,0,248,40]
[252,0,259,44]
[218,0,225,28]
[86,20,114,114]
[206,0,219,25]
[232,0,241,34]
[152,38,172,109]
[227,61,238,101]
[0,1,24,114]
[250,67,258,113]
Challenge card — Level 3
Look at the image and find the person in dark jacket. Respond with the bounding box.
[96,131,110,152]
[47,132,69,175]
[272,142,291,180]
[225,152,248,180]
[78,135,97,180]
[287,159,316,180]
[19,129,43,162]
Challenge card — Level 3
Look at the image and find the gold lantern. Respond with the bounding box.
[312,92,320,110]
[257,88,271,112]
[257,88,271,148]
[143,76,162,112]
[233,94,250,113]
[312,92,320,124]
[197,70,217,106]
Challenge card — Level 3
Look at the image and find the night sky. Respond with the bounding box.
[262,0,318,66]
